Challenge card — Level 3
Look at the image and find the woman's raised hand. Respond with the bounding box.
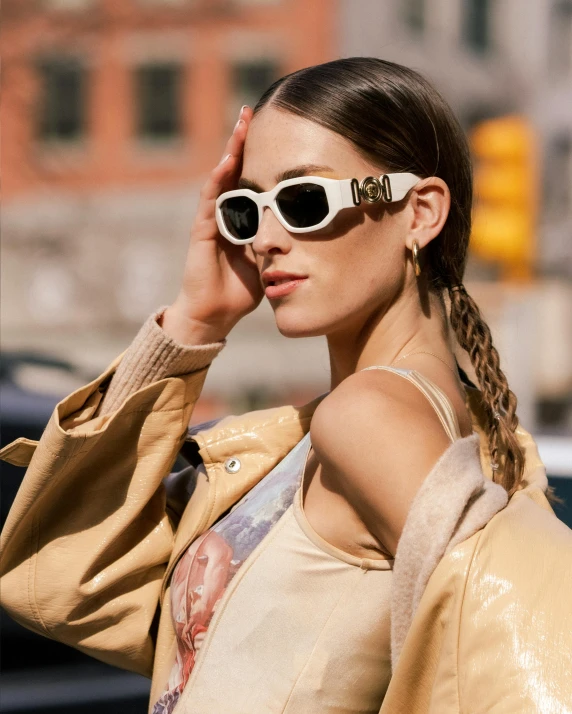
[162,105,264,344]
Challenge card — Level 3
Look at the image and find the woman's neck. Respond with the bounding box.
[326,289,451,390]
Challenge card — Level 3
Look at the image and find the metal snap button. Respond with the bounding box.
[224,457,241,474]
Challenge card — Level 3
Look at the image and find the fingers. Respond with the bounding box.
[191,106,254,245]
[198,106,253,206]
[220,105,253,166]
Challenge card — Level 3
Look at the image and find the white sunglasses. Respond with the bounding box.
[215,172,421,244]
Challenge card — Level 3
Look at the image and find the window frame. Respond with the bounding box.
[134,61,185,143]
[36,55,87,144]
[462,0,491,54]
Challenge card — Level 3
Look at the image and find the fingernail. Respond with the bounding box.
[234,118,245,132]
[239,104,249,118]
[219,153,232,165]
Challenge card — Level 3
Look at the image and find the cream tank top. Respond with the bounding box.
[153,367,462,714]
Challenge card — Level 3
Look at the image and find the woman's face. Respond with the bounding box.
[240,106,412,339]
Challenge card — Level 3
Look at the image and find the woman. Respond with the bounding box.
[1,58,571,714]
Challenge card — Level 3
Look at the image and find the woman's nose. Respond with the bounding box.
[252,206,292,256]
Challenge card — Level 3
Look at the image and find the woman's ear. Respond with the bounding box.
[404,177,450,251]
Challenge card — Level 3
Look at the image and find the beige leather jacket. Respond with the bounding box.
[1,353,571,714]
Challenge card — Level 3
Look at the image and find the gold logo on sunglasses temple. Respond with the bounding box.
[350,175,393,205]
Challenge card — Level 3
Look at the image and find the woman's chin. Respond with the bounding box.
[273,312,328,339]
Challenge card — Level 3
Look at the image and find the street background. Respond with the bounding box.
[1,0,571,712]
[3,0,572,428]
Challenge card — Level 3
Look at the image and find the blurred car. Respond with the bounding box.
[536,435,572,529]
[1,351,150,714]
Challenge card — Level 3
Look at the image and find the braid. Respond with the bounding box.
[448,285,525,496]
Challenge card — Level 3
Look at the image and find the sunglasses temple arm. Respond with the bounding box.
[385,173,421,202]
[340,174,420,206]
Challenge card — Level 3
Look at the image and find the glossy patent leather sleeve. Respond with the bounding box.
[457,490,572,713]
[379,487,572,714]
[0,351,216,679]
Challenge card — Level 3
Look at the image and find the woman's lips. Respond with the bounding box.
[265,278,307,299]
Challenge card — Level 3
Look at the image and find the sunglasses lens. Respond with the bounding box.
[220,196,259,241]
[276,183,329,229]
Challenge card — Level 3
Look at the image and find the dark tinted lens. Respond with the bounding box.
[276,183,329,229]
[220,196,259,240]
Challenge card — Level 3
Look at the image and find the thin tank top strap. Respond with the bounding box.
[359,365,462,442]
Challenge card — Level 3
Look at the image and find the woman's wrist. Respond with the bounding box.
[160,305,229,346]
[97,307,226,416]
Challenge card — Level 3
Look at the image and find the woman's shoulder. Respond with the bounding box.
[309,367,454,463]
[308,369,457,556]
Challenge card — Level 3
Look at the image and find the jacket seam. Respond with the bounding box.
[29,441,61,460]
[101,405,189,419]
[455,529,484,714]
[199,451,218,534]
[58,404,190,441]
[29,435,87,637]
[198,413,314,455]
[29,421,68,459]
[159,444,219,600]
[194,440,220,532]
[29,515,50,635]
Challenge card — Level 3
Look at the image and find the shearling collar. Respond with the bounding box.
[389,432,509,669]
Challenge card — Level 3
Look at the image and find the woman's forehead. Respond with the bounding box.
[241,107,373,189]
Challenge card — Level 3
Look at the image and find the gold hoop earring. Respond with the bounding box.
[412,240,421,277]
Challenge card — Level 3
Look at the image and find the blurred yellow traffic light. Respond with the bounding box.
[470,115,538,280]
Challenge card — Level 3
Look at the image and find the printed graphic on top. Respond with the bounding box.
[151,436,309,714]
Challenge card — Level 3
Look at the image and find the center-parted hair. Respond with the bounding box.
[253,56,529,498]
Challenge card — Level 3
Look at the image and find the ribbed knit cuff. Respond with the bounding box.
[98,306,226,416]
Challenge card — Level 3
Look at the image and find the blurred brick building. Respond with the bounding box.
[3,0,571,428]
[1,0,335,380]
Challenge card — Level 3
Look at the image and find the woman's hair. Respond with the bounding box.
[253,56,529,498]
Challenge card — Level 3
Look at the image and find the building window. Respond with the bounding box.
[37,57,86,142]
[463,0,491,53]
[545,134,572,217]
[403,0,425,33]
[136,63,183,141]
[230,58,277,124]
[548,1,572,76]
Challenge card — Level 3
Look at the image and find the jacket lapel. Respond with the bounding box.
[191,395,323,521]
[162,396,324,595]
[390,433,509,670]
